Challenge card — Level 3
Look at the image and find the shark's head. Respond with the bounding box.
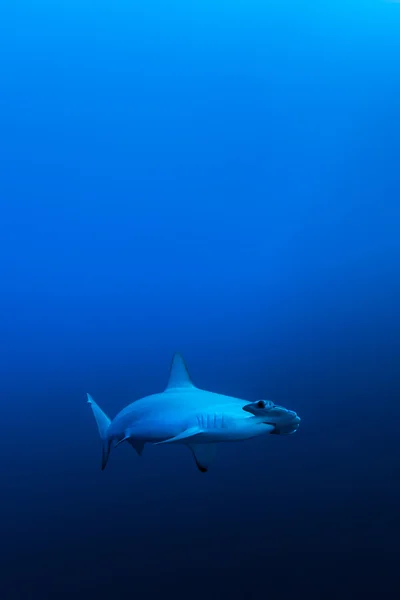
[242,400,301,435]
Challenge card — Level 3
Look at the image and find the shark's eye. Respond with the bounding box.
[257,400,266,409]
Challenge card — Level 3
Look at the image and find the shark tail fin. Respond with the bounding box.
[87,393,112,470]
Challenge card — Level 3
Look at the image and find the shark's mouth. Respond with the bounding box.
[267,420,300,435]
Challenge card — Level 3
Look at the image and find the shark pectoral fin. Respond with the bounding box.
[188,444,217,473]
[154,427,203,445]
[127,439,145,456]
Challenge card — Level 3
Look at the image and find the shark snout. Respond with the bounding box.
[242,401,301,435]
[284,410,300,425]
[272,409,301,435]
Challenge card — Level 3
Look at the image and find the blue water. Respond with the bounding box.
[1,1,399,598]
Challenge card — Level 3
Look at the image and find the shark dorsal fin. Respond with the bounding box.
[165,353,195,390]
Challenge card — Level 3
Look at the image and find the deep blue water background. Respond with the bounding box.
[1,1,400,598]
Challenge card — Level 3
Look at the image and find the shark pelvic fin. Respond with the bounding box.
[154,426,203,445]
[188,443,217,473]
[165,353,195,390]
[114,435,145,456]
[127,439,145,456]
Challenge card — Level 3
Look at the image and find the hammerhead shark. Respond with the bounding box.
[87,353,301,473]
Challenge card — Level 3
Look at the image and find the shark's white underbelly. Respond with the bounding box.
[116,404,273,444]
[190,411,273,442]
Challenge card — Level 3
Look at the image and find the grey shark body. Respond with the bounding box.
[88,353,301,473]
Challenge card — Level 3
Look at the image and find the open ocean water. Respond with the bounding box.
[0,1,399,599]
